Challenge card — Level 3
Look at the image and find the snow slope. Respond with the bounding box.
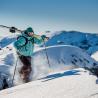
[33,45,98,71]
[0,68,98,98]
[0,45,98,88]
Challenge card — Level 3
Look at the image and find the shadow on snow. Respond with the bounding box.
[40,70,81,82]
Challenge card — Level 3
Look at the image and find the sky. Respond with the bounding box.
[0,0,98,33]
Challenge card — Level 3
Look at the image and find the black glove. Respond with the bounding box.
[41,35,49,40]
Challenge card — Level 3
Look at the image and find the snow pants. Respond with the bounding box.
[17,52,32,82]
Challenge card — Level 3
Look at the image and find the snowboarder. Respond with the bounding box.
[14,27,49,83]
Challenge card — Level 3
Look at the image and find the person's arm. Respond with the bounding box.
[33,34,49,44]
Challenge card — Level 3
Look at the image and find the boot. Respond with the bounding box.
[19,67,32,83]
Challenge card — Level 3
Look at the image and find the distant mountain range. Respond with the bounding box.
[45,31,98,55]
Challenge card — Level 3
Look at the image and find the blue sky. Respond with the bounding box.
[0,0,98,33]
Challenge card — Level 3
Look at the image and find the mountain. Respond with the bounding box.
[0,34,17,49]
[0,30,98,97]
[44,31,98,55]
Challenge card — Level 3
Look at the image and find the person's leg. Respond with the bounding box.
[18,54,32,82]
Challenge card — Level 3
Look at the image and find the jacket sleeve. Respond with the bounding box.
[33,34,46,45]
[14,37,26,49]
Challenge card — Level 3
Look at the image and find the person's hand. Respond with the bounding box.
[45,37,49,41]
[46,37,49,40]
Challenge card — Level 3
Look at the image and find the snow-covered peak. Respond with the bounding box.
[44,31,98,55]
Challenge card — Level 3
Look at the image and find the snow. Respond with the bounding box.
[0,30,98,98]
[1,44,97,86]
[0,68,98,98]
[91,51,98,62]
[33,45,97,71]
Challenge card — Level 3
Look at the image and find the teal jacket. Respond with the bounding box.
[14,32,46,56]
